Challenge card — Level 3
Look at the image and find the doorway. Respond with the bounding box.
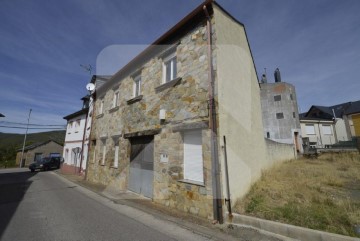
[128,135,154,198]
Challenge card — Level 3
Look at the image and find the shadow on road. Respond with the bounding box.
[0,169,37,238]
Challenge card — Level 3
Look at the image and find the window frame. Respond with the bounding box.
[305,124,316,135]
[133,74,141,97]
[162,52,177,83]
[183,129,204,184]
[274,95,281,102]
[75,119,80,132]
[101,139,106,165]
[276,112,284,119]
[112,91,119,108]
[99,99,104,114]
[113,139,119,168]
[322,125,332,135]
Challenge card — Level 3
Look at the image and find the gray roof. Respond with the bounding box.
[305,101,359,119]
[344,100,360,115]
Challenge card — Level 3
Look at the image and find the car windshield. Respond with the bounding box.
[35,159,44,164]
[36,157,50,164]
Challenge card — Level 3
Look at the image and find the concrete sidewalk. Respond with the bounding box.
[55,171,293,241]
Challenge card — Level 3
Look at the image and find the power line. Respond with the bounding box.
[0,121,65,127]
[0,125,65,130]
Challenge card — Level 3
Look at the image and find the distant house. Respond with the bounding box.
[0,113,5,117]
[299,113,338,148]
[300,100,360,148]
[62,75,111,175]
[259,69,302,153]
[15,140,63,167]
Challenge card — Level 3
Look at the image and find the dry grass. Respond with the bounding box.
[234,152,360,237]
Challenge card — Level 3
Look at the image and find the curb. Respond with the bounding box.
[228,213,360,241]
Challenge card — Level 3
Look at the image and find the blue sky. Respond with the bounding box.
[0,0,359,133]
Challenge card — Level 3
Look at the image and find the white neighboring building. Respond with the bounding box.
[62,75,110,176]
[62,96,89,174]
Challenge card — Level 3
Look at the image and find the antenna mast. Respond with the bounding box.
[80,64,93,75]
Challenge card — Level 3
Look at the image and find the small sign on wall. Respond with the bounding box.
[160,153,169,163]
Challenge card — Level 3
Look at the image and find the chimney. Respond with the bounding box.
[274,68,281,82]
[261,74,267,83]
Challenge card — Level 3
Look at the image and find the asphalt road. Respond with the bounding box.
[0,168,213,241]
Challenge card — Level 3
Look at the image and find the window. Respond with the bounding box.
[162,52,177,83]
[293,112,296,118]
[99,99,104,114]
[65,149,69,163]
[305,124,315,135]
[68,121,73,130]
[133,74,141,97]
[91,140,97,163]
[266,132,270,138]
[274,95,281,101]
[101,139,106,165]
[322,125,332,135]
[75,119,80,132]
[113,139,119,168]
[112,91,119,108]
[276,113,284,119]
[290,94,293,100]
[183,130,203,183]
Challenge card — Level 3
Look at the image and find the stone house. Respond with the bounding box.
[86,0,288,222]
[15,140,63,167]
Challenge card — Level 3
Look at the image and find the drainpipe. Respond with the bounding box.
[332,109,338,144]
[79,106,89,174]
[203,5,223,224]
[223,136,232,217]
[84,94,96,181]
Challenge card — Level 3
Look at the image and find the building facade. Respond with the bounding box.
[85,0,289,222]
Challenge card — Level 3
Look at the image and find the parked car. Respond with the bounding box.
[29,157,61,172]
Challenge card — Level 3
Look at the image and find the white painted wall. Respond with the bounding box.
[300,120,336,147]
[63,113,87,168]
[214,6,269,204]
[334,118,350,141]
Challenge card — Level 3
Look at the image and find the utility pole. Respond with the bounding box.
[19,109,32,168]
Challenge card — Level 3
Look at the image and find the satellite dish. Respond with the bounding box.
[86,83,95,92]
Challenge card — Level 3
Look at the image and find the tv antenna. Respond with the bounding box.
[80,64,92,75]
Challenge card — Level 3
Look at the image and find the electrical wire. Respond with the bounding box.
[0,121,65,127]
[0,125,65,130]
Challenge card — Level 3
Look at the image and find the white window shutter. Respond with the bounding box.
[184,130,203,183]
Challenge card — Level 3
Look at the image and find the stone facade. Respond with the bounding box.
[86,21,215,218]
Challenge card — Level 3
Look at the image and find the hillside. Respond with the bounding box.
[0,130,65,150]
